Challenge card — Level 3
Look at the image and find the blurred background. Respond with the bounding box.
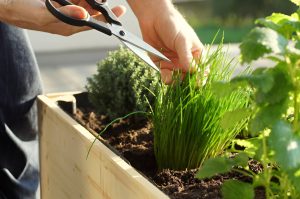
[175,0,296,44]
[29,0,297,93]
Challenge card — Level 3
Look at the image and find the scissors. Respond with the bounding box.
[45,0,171,71]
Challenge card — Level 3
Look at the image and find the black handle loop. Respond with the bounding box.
[45,0,112,35]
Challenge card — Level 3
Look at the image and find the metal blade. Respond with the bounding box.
[111,24,170,62]
[122,41,160,72]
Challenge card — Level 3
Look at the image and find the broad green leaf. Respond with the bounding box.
[196,153,248,179]
[291,0,300,6]
[269,120,300,169]
[220,108,251,129]
[266,13,297,24]
[222,180,254,199]
[256,18,279,31]
[254,64,292,105]
[257,13,300,38]
[250,70,274,93]
[240,27,288,63]
[232,152,249,167]
[233,68,274,94]
[196,157,233,179]
[249,103,287,134]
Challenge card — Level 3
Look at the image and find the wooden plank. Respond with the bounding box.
[38,94,169,199]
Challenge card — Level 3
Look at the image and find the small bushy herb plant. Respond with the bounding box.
[152,43,250,170]
[197,1,300,198]
[86,47,159,119]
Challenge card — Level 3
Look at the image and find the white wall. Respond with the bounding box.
[27,0,141,52]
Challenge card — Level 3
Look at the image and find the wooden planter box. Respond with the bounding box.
[37,92,169,199]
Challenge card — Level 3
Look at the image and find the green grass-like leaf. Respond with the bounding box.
[152,44,250,170]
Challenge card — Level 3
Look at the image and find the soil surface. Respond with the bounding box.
[59,93,265,199]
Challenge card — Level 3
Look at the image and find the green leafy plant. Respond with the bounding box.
[151,43,250,170]
[197,1,300,198]
[86,46,159,119]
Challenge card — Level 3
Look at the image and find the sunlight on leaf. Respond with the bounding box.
[291,0,300,6]
[269,120,300,169]
[240,27,288,63]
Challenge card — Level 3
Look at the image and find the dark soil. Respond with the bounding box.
[59,93,265,199]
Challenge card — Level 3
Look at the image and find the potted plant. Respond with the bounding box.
[38,35,254,199]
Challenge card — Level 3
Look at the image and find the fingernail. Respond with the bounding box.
[73,10,87,19]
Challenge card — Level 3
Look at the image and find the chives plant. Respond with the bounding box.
[152,44,250,170]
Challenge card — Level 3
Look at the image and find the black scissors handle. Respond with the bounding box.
[45,0,112,35]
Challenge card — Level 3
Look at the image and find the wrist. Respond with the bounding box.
[127,0,175,20]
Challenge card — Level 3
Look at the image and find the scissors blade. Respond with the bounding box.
[122,41,160,72]
[111,25,170,62]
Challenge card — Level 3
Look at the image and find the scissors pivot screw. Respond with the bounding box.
[119,30,126,36]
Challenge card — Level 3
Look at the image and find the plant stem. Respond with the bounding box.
[232,168,254,178]
[286,57,299,131]
[262,134,271,199]
[294,87,299,131]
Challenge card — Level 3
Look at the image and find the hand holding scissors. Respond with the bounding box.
[45,0,171,71]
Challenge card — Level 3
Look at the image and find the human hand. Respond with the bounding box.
[127,0,203,84]
[0,0,126,36]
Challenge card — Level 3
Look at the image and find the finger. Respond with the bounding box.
[92,5,126,21]
[161,69,173,85]
[192,48,202,60]
[44,4,126,23]
[174,34,193,73]
[42,4,88,25]
[111,5,127,18]
[41,4,126,35]
[59,5,88,19]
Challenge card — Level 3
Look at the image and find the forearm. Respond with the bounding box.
[0,1,9,22]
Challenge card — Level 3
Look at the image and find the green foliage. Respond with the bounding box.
[152,44,250,170]
[222,180,255,199]
[270,120,300,169]
[197,0,300,198]
[196,152,248,179]
[240,27,288,63]
[86,47,159,119]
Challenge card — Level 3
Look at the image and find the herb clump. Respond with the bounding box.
[86,47,159,119]
[152,44,250,170]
